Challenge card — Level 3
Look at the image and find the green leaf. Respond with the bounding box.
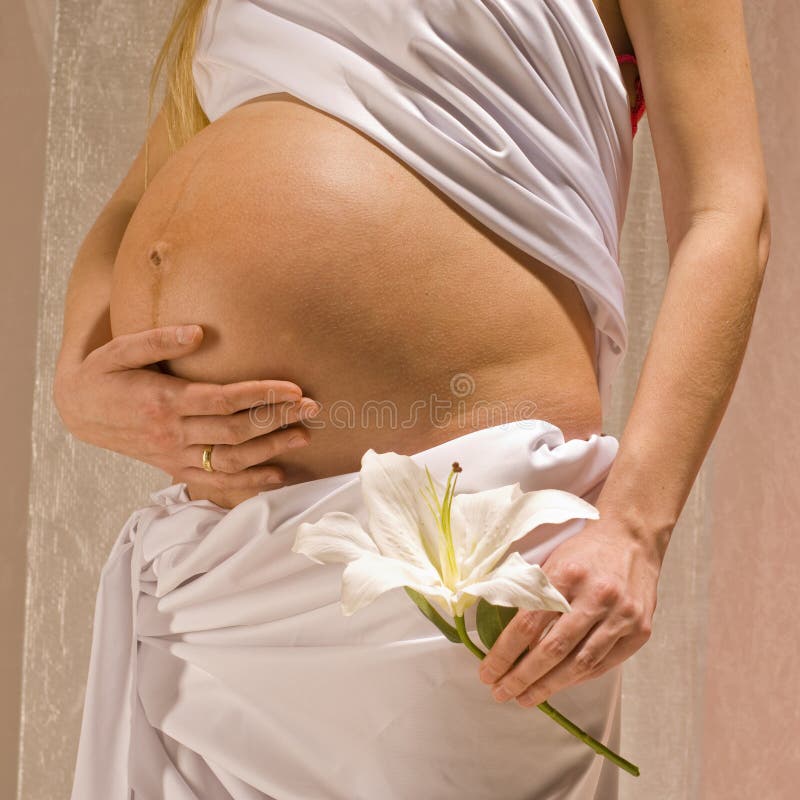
[404,587,460,643]
[476,598,518,650]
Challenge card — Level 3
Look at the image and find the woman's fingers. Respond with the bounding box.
[182,397,320,445]
[513,629,638,709]
[97,324,205,370]
[185,425,310,474]
[486,605,603,702]
[481,580,654,706]
[54,325,323,497]
[481,605,602,701]
[174,378,305,417]
[478,610,561,684]
[90,324,309,419]
[474,527,660,708]
[179,463,291,507]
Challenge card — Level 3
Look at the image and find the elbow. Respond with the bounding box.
[684,193,772,278]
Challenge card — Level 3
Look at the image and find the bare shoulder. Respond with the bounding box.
[619,0,769,242]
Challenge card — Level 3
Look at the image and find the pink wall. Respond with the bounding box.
[703,2,800,796]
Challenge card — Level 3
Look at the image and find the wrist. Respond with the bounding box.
[594,462,678,564]
[593,441,687,566]
[594,490,676,568]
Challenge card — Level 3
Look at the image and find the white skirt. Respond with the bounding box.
[70,419,624,799]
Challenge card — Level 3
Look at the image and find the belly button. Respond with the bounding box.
[148,241,168,267]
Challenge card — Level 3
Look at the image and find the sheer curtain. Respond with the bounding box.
[15,2,798,798]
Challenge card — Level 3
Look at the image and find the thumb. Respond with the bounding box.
[101,325,204,371]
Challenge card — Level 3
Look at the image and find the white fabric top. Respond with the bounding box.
[193,0,633,414]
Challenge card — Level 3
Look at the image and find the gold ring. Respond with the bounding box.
[201,444,215,472]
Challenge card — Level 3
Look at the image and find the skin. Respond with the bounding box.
[54,0,770,713]
[110,92,605,492]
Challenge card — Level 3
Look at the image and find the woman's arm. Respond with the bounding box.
[596,0,771,559]
[54,103,321,508]
[477,0,770,703]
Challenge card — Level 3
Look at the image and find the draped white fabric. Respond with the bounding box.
[192,0,633,415]
[70,420,625,799]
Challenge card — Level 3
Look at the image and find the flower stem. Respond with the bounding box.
[454,614,487,660]
[452,615,640,778]
[533,701,640,777]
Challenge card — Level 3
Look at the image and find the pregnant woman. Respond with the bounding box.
[57,1,770,797]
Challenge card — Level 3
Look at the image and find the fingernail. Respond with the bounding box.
[266,473,284,484]
[517,693,537,708]
[492,686,511,702]
[480,666,499,683]
[299,400,321,418]
[176,325,200,344]
[288,434,309,449]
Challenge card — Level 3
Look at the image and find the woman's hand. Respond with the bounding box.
[54,324,320,506]
[476,516,661,707]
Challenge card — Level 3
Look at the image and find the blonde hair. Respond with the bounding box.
[144,0,211,190]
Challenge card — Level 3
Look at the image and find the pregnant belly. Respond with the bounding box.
[110,93,603,490]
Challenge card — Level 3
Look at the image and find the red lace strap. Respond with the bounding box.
[615,53,646,136]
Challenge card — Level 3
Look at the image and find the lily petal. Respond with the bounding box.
[456,488,599,580]
[359,449,444,572]
[340,553,451,616]
[456,552,571,616]
[449,483,522,566]
[292,512,379,564]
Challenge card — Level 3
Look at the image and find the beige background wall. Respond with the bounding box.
[0,2,55,798]
[4,1,797,798]
[702,2,800,795]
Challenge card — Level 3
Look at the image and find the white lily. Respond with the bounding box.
[292,449,600,619]
[292,449,642,778]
